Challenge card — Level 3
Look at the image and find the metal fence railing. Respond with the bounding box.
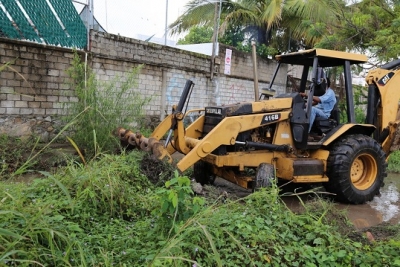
[0,0,87,49]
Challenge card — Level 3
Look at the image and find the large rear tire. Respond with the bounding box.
[193,160,216,185]
[326,134,387,204]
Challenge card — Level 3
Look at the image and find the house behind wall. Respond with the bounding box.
[0,30,288,141]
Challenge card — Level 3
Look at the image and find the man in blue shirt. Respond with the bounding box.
[301,78,336,133]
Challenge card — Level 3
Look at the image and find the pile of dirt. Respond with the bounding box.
[139,153,175,186]
[360,223,400,241]
[347,222,400,244]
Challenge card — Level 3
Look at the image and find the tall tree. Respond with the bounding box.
[314,0,400,62]
[169,0,344,55]
[177,26,214,44]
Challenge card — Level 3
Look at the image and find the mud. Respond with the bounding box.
[339,173,400,229]
[206,173,400,230]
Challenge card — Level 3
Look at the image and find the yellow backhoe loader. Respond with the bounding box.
[117,49,400,204]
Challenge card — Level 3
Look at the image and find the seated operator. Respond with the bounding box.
[300,78,336,133]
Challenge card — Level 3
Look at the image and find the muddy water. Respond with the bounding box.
[213,173,400,229]
[343,173,400,229]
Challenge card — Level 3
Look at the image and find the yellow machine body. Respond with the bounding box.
[118,49,400,204]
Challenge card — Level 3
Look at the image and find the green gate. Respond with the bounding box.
[0,0,87,49]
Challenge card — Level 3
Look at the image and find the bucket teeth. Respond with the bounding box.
[116,127,127,139]
[152,142,173,163]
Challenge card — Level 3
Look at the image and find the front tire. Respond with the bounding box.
[326,134,387,204]
[253,163,275,191]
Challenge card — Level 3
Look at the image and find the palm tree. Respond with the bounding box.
[169,0,345,53]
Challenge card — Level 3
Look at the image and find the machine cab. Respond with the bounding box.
[264,49,368,148]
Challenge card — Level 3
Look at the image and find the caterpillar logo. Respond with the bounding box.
[205,108,222,115]
[378,72,394,86]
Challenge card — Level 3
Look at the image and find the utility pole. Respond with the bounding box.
[84,0,94,50]
[251,41,259,101]
[210,0,222,80]
[90,0,94,28]
[164,0,168,45]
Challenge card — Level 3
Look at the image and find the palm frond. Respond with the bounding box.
[169,0,345,49]
[169,0,220,35]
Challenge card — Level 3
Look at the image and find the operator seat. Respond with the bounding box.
[311,97,339,135]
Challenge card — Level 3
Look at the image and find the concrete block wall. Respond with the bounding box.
[0,38,79,140]
[90,31,288,118]
[90,32,215,117]
[0,30,288,139]
[0,39,78,116]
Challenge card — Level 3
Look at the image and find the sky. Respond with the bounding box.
[74,0,191,42]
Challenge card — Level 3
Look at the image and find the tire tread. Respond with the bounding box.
[326,134,387,204]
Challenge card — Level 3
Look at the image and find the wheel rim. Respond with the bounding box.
[350,153,377,190]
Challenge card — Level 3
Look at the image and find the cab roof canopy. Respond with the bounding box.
[275,48,368,67]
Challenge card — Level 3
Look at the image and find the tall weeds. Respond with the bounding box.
[64,53,150,157]
[1,154,400,266]
[388,150,400,172]
[0,151,155,265]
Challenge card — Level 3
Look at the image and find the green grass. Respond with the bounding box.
[1,150,399,266]
[388,150,400,173]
